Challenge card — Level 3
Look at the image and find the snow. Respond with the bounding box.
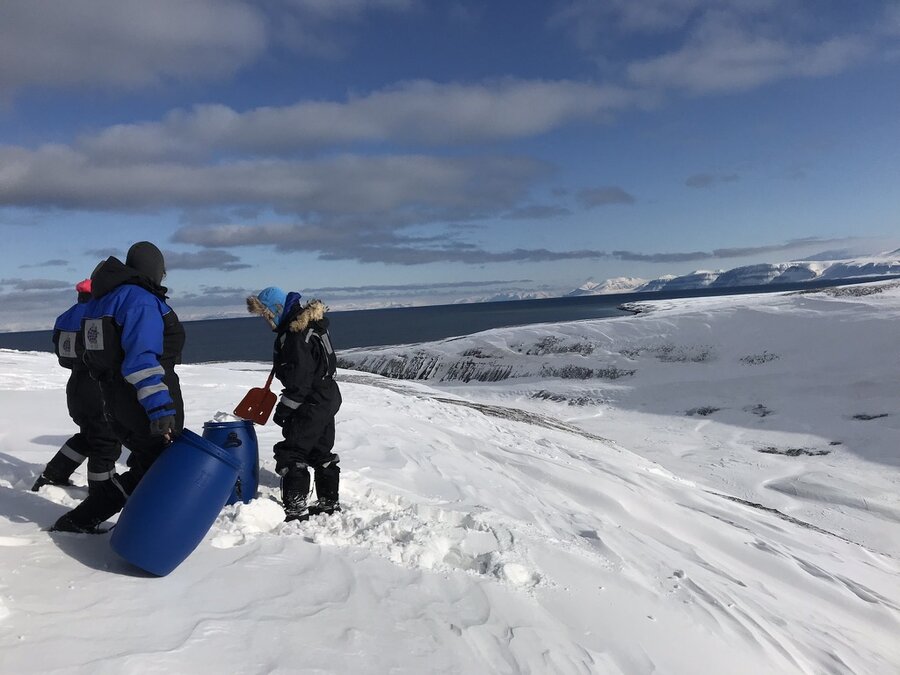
[570,253,900,295]
[568,278,648,296]
[2,282,900,674]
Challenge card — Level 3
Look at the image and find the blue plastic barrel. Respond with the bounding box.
[201,420,259,505]
[110,429,241,576]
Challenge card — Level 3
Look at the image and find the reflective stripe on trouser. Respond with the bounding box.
[87,472,129,499]
[60,443,88,463]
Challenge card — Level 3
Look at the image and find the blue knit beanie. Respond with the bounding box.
[257,286,288,325]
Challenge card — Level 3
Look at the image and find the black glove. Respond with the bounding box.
[273,401,294,427]
[149,415,177,438]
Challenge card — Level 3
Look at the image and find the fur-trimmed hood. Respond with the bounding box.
[247,294,328,333]
[285,298,327,333]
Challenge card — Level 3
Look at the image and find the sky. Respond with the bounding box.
[1,0,899,329]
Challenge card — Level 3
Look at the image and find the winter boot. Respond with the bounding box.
[281,464,311,523]
[309,455,341,516]
[31,472,72,492]
[50,476,127,533]
[31,444,86,491]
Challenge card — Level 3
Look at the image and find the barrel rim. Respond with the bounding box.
[202,419,255,429]
[178,428,243,470]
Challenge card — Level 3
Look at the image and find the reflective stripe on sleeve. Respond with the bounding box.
[137,383,169,401]
[279,396,302,409]
[125,365,166,385]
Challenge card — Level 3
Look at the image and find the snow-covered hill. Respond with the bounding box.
[339,280,900,558]
[569,253,900,296]
[2,281,899,673]
[453,290,556,303]
[568,277,648,296]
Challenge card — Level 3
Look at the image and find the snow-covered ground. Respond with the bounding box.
[1,282,899,674]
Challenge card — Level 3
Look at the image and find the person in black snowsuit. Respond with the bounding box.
[32,278,122,493]
[51,242,186,533]
[247,287,342,522]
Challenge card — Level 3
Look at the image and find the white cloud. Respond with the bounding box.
[553,1,886,95]
[0,0,426,98]
[628,23,869,93]
[0,0,267,97]
[76,80,638,162]
[162,250,250,272]
[0,278,72,291]
[550,0,779,46]
[170,222,857,267]
[0,144,545,222]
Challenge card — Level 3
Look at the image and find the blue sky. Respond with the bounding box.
[1,0,899,329]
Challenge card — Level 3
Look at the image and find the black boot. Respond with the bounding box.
[281,465,311,523]
[308,500,341,516]
[310,456,340,516]
[31,447,85,491]
[31,472,72,492]
[50,477,127,533]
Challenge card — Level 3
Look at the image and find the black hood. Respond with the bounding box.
[126,241,166,286]
[91,256,168,300]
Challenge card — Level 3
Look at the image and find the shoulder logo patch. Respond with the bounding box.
[58,331,77,359]
[84,319,104,351]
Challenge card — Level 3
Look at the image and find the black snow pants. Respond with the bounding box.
[98,373,184,495]
[68,370,121,476]
[274,401,337,473]
[42,369,122,491]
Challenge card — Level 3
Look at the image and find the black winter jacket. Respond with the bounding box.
[273,298,341,416]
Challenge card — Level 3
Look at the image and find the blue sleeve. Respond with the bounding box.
[116,296,174,421]
[54,303,82,331]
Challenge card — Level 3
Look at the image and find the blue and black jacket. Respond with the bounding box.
[81,257,185,424]
[53,292,91,370]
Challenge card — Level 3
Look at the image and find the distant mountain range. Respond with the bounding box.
[567,252,900,297]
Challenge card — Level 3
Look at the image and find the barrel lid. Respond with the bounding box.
[202,419,254,430]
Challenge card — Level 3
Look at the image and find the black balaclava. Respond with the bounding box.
[125,242,166,286]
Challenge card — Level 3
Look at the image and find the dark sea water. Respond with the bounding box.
[1,276,896,363]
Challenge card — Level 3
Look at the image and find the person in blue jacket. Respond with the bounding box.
[247,287,342,522]
[32,278,121,493]
[51,242,185,533]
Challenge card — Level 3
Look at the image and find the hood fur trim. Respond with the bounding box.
[247,295,279,330]
[288,299,327,333]
[247,296,327,332]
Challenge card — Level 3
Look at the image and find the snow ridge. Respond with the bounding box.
[569,254,900,296]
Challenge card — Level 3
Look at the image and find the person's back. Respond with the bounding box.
[83,257,185,436]
[32,280,121,492]
[51,243,185,533]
